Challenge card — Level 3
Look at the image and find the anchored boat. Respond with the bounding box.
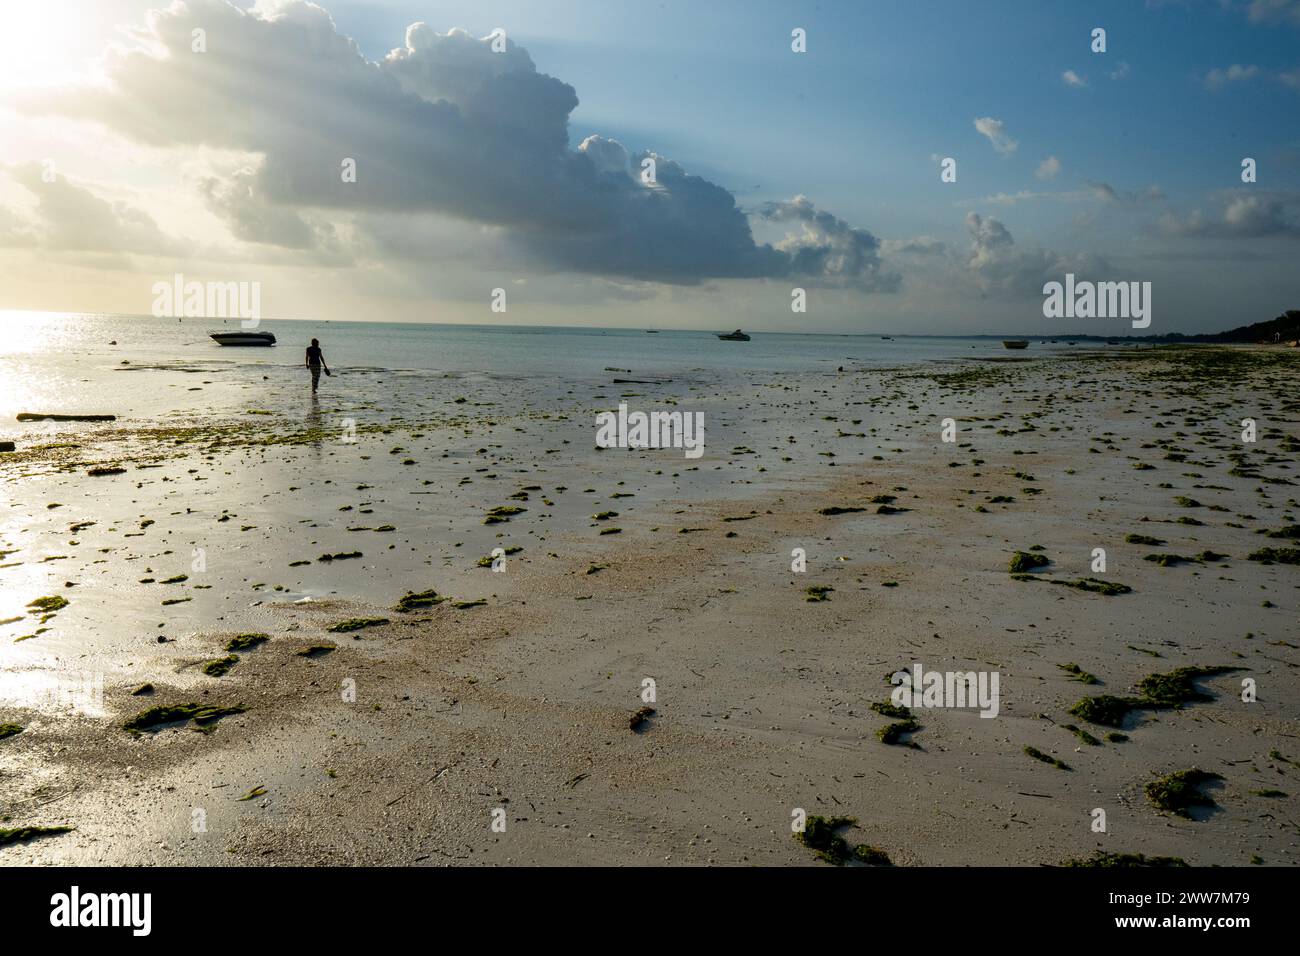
[1002,340,1029,350]
[717,329,751,341]
[209,330,276,346]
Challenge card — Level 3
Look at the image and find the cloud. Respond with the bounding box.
[964,211,1106,296]
[1036,156,1061,180]
[2,162,184,258]
[1085,181,1166,205]
[1110,61,1131,80]
[973,117,1018,156]
[956,189,1093,207]
[1245,0,1300,26]
[23,0,892,289]
[1204,64,1260,88]
[1157,191,1300,238]
[1280,68,1300,90]
[756,196,901,291]
[881,236,947,257]
[1062,70,1087,88]
[198,167,342,253]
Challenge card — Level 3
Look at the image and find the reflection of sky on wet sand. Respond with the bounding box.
[0,668,106,717]
[0,310,1019,714]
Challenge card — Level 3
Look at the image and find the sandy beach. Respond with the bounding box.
[2,342,1296,866]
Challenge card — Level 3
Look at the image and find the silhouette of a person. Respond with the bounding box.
[305,338,330,392]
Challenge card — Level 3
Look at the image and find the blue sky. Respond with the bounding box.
[0,0,1297,333]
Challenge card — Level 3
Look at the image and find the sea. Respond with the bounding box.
[0,311,1084,425]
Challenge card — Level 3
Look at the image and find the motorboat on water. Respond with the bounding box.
[210,330,276,346]
[717,329,751,341]
[1002,340,1029,350]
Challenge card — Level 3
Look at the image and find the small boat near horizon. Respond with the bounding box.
[1002,340,1029,350]
[210,330,276,346]
[717,329,751,341]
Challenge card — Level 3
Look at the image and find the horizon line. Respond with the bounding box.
[0,307,1268,341]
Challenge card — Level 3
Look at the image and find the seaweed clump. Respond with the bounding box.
[1024,745,1072,771]
[1057,662,1099,685]
[327,617,389,633]
[394,590,446,612]
[202,655,239,677]
[226,633,269,652]
[1135,666,1242,706]
[795,815,893,866]
[876,706,921,747]
[1062,851,1187,868]
[1068,663,1239,729]
[124,702,245,733]
[1145,768,1223,818]
[0,825,75,846]
[1008,551,1050,573]
[1247,547,1300,565]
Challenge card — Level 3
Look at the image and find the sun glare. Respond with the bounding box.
[0,1,93,89]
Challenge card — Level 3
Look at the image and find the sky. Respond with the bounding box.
[0,0,1297,334]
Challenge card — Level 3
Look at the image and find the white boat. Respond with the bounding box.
[210,331,276,346]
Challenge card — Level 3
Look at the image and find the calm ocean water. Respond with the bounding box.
[0,311,1069,424]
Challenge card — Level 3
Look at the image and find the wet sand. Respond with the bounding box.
[2,345,1297,866]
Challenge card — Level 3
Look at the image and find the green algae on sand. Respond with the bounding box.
[794,815,893,867]
[1135,665,1242,706]
[226,633,269,652]
[1069,694,1145,728]
[1024,745,1072,770]
[202,654,239,677]
[1072,665,1241,729]
[1247,546,1300,565]
[0,825,75,846]
[1145,768,1223,818]
[1057,662,1099,684]
[1008,551,1050,573]
[395,590,446,611]
[1062,850,1187,868]
[1013,574,1132,595]
[26,595,68,614]
[124,702,245,733]
[327,617,389,633]
[0,723,23,740]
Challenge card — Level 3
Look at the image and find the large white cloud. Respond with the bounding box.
[22,0,894,289]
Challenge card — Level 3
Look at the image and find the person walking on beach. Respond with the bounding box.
[305,338,330,392]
